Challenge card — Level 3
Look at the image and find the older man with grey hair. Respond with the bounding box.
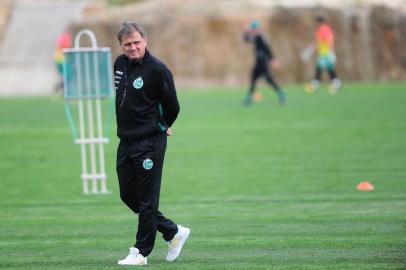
[114,21,190,266]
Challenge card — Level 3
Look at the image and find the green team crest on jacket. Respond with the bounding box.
[133,77,143,89]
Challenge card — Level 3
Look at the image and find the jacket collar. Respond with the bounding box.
[125,48,150,65]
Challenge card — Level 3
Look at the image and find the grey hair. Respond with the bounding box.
[117,21,146,43]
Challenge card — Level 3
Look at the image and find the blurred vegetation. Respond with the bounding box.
[107,0,145,6]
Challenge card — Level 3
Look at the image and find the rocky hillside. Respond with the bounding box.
[61,0,406,86]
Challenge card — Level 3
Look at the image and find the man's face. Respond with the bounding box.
[120,31,147,62]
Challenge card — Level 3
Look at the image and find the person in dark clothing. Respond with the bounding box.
[114,22,190,266]
[242,20,287,106]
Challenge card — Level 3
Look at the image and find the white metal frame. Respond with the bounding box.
[72,30,109,194]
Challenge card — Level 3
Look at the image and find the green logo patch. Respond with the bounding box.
[143,158,153,170]
[133,77,144,89]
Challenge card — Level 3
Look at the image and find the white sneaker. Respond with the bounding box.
[166,225,190,262]
[329,78,342,94]
[117,247,147,266]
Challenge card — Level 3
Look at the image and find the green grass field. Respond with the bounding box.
[0,82,405,269]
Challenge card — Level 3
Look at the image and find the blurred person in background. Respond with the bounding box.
[305,16,342,94]
[242,20,287,106]
[114,21,190,266]
[54,30,72,92]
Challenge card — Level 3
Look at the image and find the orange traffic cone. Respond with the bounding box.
[357,181,374,191]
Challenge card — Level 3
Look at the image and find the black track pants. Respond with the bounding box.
[116,134,178,256]
[249,60,281,94]
[314,66,337,81]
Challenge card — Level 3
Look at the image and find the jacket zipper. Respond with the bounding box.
[120,64,128,109]
[120,59,143,109]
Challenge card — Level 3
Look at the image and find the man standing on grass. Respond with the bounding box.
[114,21,190,266]
[242,20,287,106]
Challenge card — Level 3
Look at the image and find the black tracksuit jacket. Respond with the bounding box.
[244,32,273,63]
[113,50,180,140]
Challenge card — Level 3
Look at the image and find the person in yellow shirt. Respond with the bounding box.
[306,16,341,94]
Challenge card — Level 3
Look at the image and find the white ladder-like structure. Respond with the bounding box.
[63,30,113,194]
